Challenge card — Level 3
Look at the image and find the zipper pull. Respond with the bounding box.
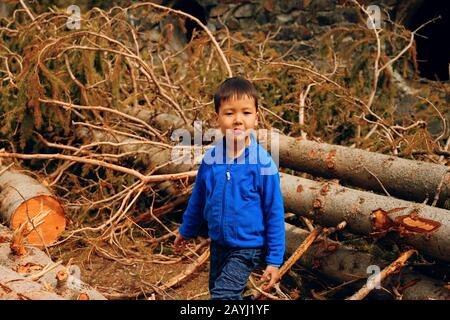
[226,171,231,180]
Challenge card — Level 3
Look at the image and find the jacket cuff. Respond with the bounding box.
[266,257,283,267]
[178,226,195,240]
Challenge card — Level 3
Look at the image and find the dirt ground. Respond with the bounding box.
[48,235,311,300]
[49,236,211,300]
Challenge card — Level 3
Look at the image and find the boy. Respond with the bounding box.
[174,76,285,300]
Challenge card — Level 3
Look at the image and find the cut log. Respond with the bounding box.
[0,166,66,246]
[285,223,450,300]
[280,172,450,262]
[0,224,106,300]
[260,133,450,207]
[120,109,196,138]
[75,127,199,174]
[0,265,65,300]
[152,113,195,136]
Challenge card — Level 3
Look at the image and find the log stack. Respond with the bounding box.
[260,133,450,207]
[0,168,105,300]
[279,173,450,262]
[0,223,106,300]
[284,223,450,300]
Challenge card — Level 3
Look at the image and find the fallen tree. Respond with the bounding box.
[0,224,106,300]
[261,133,450,207]
[280,172,450,262]
[71,110,205,175]
[0,166,66,247]
[285,223,450,300]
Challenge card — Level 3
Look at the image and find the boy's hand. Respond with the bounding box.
[261,265,280,291]
[173,232,189,254]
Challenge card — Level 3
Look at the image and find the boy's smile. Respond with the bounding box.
[216,96,258,156]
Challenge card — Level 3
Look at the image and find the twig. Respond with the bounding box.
[158,246,210,291]
[188,291,209,300]
[417,96,447,145]
[249,275,282,300]
[28,260,63,281]
[439,136,450,163]
[259,105,294,125]
[0,163,14,176]
[19,0,35,21]
[299,81,320,139]
[431,170,449,207]
[128,2,232,78]
[0,150,198,183]
[39,98,162,139]
[346,249,416,300]
[362,165,391,196]
[253,227,323,300]
[301,217,315,232]
[279,227,323,278]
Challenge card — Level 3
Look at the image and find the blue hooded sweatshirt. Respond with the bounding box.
[178,133,285,266]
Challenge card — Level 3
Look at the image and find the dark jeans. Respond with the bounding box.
[209,240,264,300]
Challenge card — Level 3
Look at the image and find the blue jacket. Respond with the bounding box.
[179,133,285,266]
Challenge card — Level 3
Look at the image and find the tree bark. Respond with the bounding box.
[280,172,450,262]
[260,133,450,207]
[0,224,106,300]
[285,223,450,300]
[0,166,66,247]
[120,109,196,138]
[0,265,65,300]
[346,249,416,300]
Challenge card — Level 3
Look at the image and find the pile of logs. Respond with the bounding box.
[0,223,106,300]
[285,223,449,300]
[119,122,450,300]
[0,167,105,300]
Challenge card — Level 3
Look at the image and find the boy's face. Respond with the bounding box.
[216,95,258,144]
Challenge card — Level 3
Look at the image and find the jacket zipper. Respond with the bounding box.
[221,164,231,243]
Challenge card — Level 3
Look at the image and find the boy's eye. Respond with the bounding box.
[244,112,252,114]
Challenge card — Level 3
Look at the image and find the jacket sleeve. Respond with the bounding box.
[260,158,285,266]
[178,161,207,239]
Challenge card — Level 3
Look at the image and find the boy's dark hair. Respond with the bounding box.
[213,76,259,113]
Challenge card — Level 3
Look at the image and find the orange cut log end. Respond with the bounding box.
[10,195,66,247]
